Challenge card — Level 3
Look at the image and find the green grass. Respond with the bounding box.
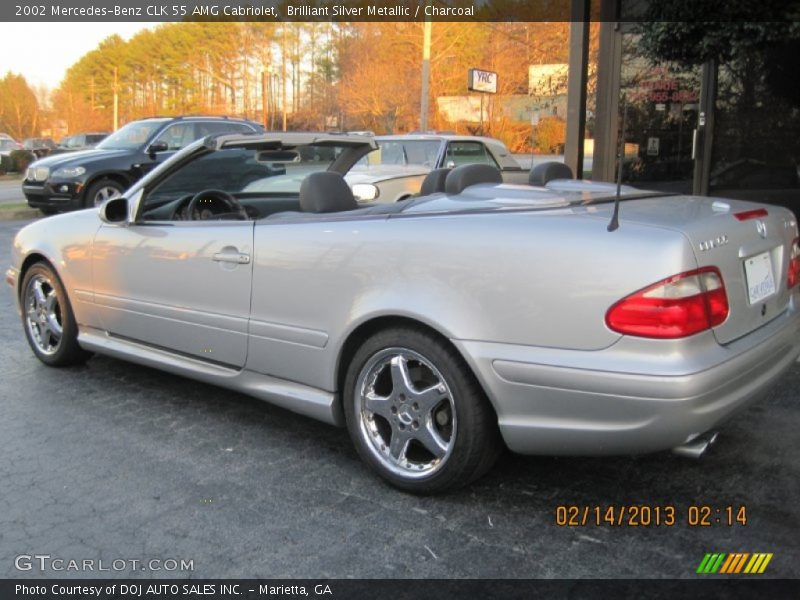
[0,202,31,211]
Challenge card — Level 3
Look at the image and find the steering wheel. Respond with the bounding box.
[186,189,247,221]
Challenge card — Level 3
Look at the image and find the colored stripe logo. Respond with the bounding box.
[697,553,773,574]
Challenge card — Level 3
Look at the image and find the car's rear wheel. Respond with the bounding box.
[344,326,501,494]
[20,262,92,367]
[84,178,124,208]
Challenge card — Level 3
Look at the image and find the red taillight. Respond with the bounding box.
[788,237,800,289]
[606,268,729,339]
[734,208,768,221]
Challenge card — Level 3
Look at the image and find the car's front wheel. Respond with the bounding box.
[344,326,501,493]
[84,178,124,208]
[20,262,92,367]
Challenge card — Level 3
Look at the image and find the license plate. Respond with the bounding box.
[744,251,776,304]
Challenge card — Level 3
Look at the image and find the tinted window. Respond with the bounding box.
[153,123,196,151]
[97,121,165,150]
[142,143,349,213]
[85,134,107,144]
[361,140,441,167]
[445,141,498,167]
[198,121,257,136]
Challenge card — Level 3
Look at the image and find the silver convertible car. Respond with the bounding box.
[7,132,800,493]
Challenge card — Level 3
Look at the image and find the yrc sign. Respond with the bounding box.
[468,68,498,94]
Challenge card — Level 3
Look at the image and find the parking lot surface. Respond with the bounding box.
[1,218,798,579]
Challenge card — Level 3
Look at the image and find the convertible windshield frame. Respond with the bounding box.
[132,135,376,223]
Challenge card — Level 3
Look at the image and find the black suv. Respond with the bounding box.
[23,116,264,213]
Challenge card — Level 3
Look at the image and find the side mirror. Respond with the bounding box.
[146,140,169,158]
[445,160,456,169]
[99,196,129,224]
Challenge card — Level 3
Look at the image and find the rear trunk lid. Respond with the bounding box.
[589,195,798,345]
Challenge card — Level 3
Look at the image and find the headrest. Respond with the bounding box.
[444,164,503,195]
[419,168,452,196]
[299,172,358,213]
[529,162,574,186]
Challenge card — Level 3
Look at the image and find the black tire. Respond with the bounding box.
[83,178,124,208]
[343,326,502,494]
[20,262,92,367]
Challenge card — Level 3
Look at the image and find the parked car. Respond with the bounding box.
[0,138,24,171]
[51,132,110,155]
[345,134,527,202]
[22,116,264,214]
[23,137,57,158]
[0,138,22,157]
[7,131,800,493]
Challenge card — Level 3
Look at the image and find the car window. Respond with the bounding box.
[196,121,256,137]
[141,144,348,218]
[359,140,441,167]
[97,121,165,150]
[153,123,196,151]
[86,134,107,144]
[444,141,498,167]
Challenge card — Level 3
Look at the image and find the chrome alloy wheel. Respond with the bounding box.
[92,185,121,206]
[355,348,457,478]
[24,273,63,355]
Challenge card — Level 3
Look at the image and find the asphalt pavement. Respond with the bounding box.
[0,219,798,579]
[0,178,23,205]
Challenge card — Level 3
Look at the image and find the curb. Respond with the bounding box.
[0,208,41,222]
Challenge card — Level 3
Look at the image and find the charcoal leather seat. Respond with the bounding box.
[529,162,574,186]
[419,168,452,196]
[444,164,503,195]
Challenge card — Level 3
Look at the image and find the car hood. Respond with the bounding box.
[29,148,133,170]
[345,164,430,184]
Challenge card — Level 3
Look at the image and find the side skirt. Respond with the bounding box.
[77,327,344,426]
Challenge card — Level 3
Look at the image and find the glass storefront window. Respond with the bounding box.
[709,60,800,219]
[617,32,701,193]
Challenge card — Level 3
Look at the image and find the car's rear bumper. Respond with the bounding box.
[454,299,800,455]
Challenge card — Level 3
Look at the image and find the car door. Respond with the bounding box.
[91,161,255,368]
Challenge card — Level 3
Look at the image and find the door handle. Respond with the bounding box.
[212,252,251,264]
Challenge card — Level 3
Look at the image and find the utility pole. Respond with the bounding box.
[282,26,288,132]
[261,70,268,130]
[112,67,119,132]
[419,19,432,132]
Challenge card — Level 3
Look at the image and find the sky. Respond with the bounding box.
[0,22,159,90]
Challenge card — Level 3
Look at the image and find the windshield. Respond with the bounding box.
[0,139,17,150]
[97,121,165,150]
[357,139,442,167]
[143,144,349,210]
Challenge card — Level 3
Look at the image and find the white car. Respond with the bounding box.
[345,134,527,202]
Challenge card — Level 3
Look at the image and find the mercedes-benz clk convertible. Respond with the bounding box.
[6,132,800,493]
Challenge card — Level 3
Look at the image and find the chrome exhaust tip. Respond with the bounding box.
[672,431,719,459]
